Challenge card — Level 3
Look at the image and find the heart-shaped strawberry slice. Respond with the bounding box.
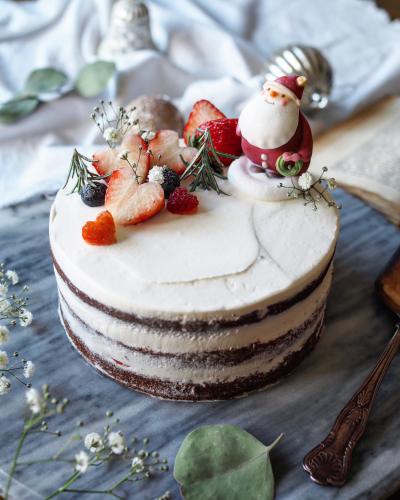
[92,134,150,183]
[82,210,117,245]
[148,130,198,175]
[105,167,165,226]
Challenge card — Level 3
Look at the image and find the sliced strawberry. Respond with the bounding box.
[167,186,199,215]
[148,130,198,175]
[105,167,165,226]
[184,100,226,145]
[92,134,149,184]
[82,210,117,245]
[197,118,241,167]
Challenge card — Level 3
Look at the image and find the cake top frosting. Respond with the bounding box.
[50,175,339,318]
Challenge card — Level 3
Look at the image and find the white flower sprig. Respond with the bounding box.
[140,130,156,142]
[118,146,147,185]
[0,263,31,327]
[91,101,139,149]
[0,351,35,391]
[0,376,11,395]
[4,392,171,500]
[0,262,35,393]
[277,167,342,212]
[148,166,166,185]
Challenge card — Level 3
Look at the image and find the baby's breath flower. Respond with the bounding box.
[0,376,11,395]
[75,450,90,474]
[132,456,144,473]
[19,309,33,327]
[148,166,165,184]
[0,350,9,369]
[141,130,156,141]
[108,431,126,455]
[6,270,18,285]
[298,172,314,191]
[117,149,131,160]
[327,178,337,190]
[103,127,119,141]
[0,326,9,345]
[0,284,8,297]
[26,388,43,414]
[84,432,102,452]
[23,361,35,378]
[0,299,11,314]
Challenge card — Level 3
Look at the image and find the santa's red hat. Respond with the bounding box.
[263,76,307,106]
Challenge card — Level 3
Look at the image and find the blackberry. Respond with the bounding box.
[161,167,180,198]
[81,182,107,207]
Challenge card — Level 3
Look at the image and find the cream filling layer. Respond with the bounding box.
[60,299,325,384]
[56,262,333,354]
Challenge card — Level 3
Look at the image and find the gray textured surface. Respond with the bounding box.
[0,189,400,500]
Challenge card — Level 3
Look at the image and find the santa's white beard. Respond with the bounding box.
[238,92,299,150]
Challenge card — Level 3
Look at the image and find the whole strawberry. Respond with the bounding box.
[167,186,199,215]
[184,100,226,145]
[197,118,242,167]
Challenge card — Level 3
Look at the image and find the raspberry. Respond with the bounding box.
[167,186,199,215]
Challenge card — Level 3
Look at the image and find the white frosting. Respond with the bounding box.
[107,190,259,283]
[56,262,333,354]
[238,91,299,149]
[228,156,303,201]
[50,175,339,318]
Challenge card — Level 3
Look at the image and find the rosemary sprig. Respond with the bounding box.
[63,148,111,195]
[180,127,239,195]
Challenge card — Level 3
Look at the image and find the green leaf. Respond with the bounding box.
[75,61,116,97]
[25,68,68,94]
[174,425,284,500]
[0,97,39,124]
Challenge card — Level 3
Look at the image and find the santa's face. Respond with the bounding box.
[263,84,292,107]
[238,87,299,150]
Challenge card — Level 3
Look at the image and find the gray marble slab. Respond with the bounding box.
[1,189,400,500]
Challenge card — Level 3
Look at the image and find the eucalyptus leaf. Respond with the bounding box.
[0,97,39,124]
[174,425,284,500]
[75,61,116,97]
[25,68,68,94]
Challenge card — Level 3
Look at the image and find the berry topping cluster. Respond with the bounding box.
[62,99,244,247]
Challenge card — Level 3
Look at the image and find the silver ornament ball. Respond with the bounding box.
[262,45,333,114]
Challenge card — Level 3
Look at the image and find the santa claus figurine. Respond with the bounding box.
[237,75,312,176]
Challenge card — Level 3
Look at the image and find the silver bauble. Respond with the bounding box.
[262,45,332,113]
[98,0,156,59]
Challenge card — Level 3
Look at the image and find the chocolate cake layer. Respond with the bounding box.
[60,289,326,369]
[51,246,334,333]
[61,305,324,401]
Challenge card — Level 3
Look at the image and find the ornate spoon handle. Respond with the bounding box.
[303,323,400,486]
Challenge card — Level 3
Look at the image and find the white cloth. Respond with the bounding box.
[1,0,400,208]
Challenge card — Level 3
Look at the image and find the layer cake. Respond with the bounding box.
[50,174,339,401]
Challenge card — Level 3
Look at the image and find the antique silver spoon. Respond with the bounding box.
[303,246,400,486]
